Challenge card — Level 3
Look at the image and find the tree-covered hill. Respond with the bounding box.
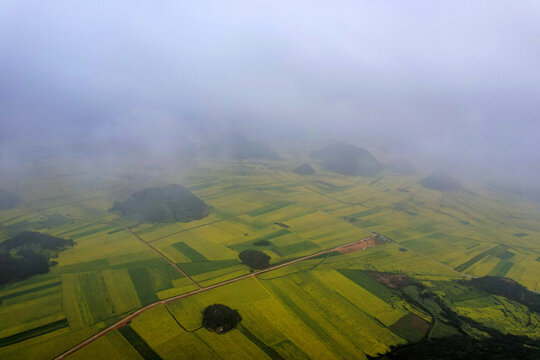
[293,163,316,175]
[419,169,461,191]
[111,184,210,223]
[0,231,74,284]
[310,143,383,176]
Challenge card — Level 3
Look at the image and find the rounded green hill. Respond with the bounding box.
[310,143,382,176]
[111,184,210,223]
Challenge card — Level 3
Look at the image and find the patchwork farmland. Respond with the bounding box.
[1,157,539,359]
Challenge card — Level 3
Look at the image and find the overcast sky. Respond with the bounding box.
[1,1,539,184]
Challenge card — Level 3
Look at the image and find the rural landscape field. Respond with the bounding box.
[2,2,540,359]
[1,148,539,359]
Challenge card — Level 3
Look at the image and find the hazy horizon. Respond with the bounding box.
[1,1,539,193]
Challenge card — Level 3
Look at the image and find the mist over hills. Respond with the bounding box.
[387,158,417,175]
[203,132,282,160]
[419,169,462,192]
[311,143,383,176]
[0,188,22,211]
[293,163,316,175]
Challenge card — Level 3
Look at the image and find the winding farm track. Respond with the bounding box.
[53,237,373,360]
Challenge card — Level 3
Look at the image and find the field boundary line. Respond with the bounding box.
[53,236,373,360]
[124,228,202,289]
[146,209,255,243]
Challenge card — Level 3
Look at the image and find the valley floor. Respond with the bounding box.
[1,157,539,359]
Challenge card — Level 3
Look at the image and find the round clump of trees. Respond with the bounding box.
[202,304,242,334]
[239,249,271,270]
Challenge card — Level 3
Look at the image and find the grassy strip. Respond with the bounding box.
[389,313,430,342]
[118,325,162,360]
[70,225,112,239]
[229,229,291,252]
[128,268,158,305]
[55,223,96,236]
[337,269,395,302]
[488,260,513,277]
[275,241,318,256]
[178,259,240,276]
[0,319,68,347]
[107,228,125,234]
[0,280,62,303]
[274,222,290,228]
[348,207,383,218]
[369,176,384,185]
[455,245,510,272]
[237,324,284,359]
[248,201,294,217]
[274,340,310,360]
[171,242,207,262]
[255,229,291,243]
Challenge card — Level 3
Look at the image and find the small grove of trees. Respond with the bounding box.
[0,231,74,252]
[0,231,73,284]
[202,304,242,334]
[239,249,271,270]
[110,184,210,223]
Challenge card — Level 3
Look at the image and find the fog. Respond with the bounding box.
[1,1,539,195]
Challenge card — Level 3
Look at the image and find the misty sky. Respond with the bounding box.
[1,1,539,184]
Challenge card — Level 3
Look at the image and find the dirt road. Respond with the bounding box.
[53,237,372,359]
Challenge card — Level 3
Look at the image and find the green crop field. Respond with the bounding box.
[0,154,539,359]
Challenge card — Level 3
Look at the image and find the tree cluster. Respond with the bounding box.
[111,184,210,223]
[239,249,271,270]
[202,304,242,334]
[0,231,73,284]
[310,143,383,176]
[293,163,316,175]
[418,169,461,191]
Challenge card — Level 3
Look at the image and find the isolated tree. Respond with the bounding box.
[202,304,242,334]
[239,249,271,270]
